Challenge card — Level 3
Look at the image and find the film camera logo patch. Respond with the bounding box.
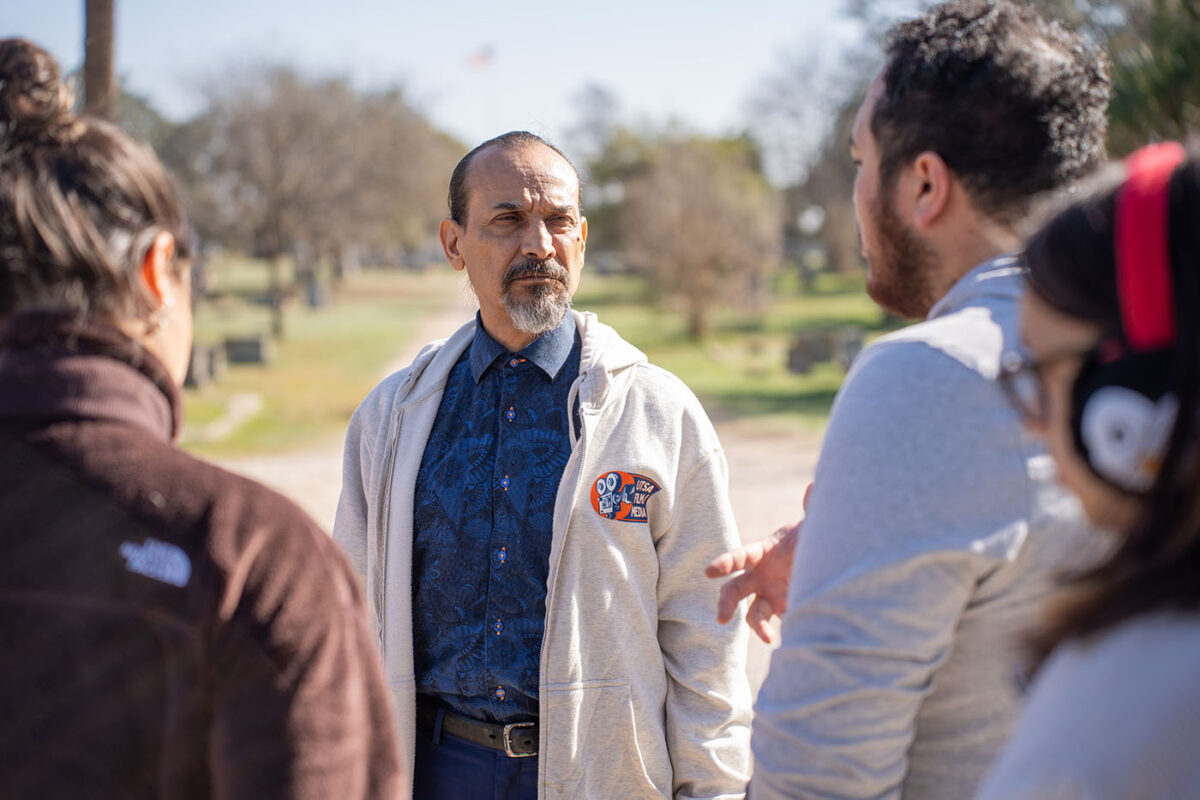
[589,470,661,523]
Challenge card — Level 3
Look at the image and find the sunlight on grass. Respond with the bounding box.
[574,268,901,433]
[181,265,460,457]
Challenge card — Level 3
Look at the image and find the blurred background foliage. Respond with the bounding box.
[70,0,1200,451]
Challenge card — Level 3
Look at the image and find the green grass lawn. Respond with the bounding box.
[574,269,902,433]
[181,264,459,457]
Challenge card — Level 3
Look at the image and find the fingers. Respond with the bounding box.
[716,573,754,624]
[704,542,762,579]
[747,596,778,644]
[704,550,740,579]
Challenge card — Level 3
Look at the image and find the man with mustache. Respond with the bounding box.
[334,131,752,800]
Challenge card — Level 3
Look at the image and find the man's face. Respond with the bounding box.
[442,143,587,339]
[850,74,939,319]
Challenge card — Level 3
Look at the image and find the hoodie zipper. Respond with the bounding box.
[375,402,405,653]
[537,374,589,777]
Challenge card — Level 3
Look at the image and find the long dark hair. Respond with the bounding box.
[0,38,191,320]
[1023,152,1200,665]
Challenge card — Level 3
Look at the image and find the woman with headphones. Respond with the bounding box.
[976,142,1200,798]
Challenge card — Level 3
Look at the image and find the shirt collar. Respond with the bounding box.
[927,253,1023,320]
[469,310,577,383]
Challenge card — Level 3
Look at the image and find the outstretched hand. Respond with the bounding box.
[705,521,801,644]
[705,483,811,644]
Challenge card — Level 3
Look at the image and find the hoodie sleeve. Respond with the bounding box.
[333,401,374,584]
[657,441,754,800]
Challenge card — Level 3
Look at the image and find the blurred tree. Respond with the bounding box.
[745,6,877,281]
[565,83,622,164]
[1108,0,1200,153]
[748,44,869,276]
[199,68,359,335]
[620,134,781,338]
[174,66,460,333]
[785,92,866,277]
[114,87,173,151]
[83,0,115,120]
[351,88,462,259]
[575,125,658,256]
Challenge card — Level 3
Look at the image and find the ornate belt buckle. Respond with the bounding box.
[503,721,536,757]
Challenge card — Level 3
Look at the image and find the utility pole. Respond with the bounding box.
[83,0,115,120]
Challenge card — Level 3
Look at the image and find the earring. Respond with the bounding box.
[149,298,173,331]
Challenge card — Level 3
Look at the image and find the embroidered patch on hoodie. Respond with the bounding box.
[119,538,192,588]
[590,470,661,522]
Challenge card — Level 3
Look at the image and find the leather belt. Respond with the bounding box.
[416,697,538,758]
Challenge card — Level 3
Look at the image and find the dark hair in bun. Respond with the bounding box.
[0,37,77,145]
[0,37,191,319]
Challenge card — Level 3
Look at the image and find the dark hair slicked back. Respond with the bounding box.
[447,131,580,225]
[873,0,1111,225]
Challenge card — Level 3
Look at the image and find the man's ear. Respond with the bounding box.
[440,218,466,272]
[580,216,588,256]
[140,231,177,307]
[908,150,952,230]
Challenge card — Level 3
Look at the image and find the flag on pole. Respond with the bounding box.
[467,45,495,69]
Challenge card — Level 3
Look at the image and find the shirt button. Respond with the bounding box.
[493,685,506,701]
[495,546,507,566]
[500,475,510,491]
[509,358,520,367]
[505,406,516,422]
[493,618,504,635]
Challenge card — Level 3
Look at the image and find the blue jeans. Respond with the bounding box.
[413,710,538,800]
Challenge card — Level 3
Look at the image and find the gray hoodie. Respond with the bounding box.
[750,260,1103,799]
[334,310,752,800]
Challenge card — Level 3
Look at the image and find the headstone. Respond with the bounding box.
[787,331,834,375]
[224,335,274,365]
[834,326,865,372]
[184,344,213,389]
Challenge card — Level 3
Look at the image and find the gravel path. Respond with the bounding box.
[213,293,821,690]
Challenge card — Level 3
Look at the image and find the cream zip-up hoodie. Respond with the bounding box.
[334,310,752,800]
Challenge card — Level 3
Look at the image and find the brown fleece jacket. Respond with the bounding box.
[0,313,401,799]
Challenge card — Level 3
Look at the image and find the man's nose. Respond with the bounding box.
[522,220,555,260]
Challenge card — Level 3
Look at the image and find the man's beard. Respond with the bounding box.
[864,191,940,319]
[502,257,572,334]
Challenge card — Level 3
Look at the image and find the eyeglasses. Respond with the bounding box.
[998,342,1113,425]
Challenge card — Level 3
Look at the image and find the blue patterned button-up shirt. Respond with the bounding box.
[412,312,580,723]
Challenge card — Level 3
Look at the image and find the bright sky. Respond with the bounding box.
[3,0,863,164]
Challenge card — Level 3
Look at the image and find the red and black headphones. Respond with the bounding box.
[1071,142,1187,493]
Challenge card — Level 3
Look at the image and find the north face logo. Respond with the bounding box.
[590,470,661,523]
[119,538,191,587]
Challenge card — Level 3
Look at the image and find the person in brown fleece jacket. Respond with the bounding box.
[0,38,401,798]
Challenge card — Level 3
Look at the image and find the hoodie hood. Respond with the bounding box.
[389,309,647,413]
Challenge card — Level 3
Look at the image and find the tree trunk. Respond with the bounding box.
[269,255,286,340]
[84,0,116,120]
[686,298,708,340]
